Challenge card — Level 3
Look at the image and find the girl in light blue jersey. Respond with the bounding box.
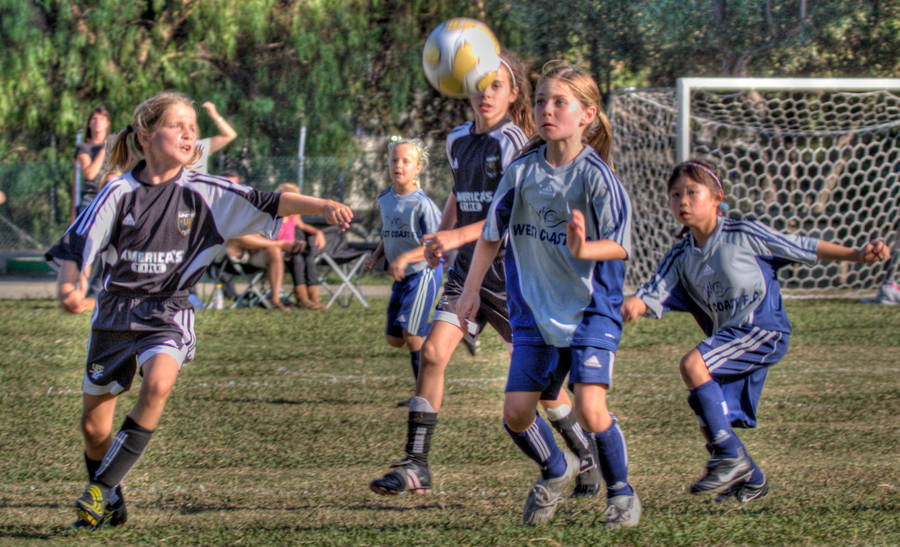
[623,159,890,503]
[458,64,640,528]
[365,137,443,384]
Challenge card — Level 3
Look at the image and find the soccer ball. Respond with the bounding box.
[422,18,501,98]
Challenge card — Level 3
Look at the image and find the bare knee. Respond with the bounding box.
[81,414,112,449]
[503,406,534,432]
[386,336,405,348]
[573,384,612,432]
[679,350,711,388]
[420,340,449,373]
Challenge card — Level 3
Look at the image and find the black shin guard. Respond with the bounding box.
[549,411,593,461]
[94,416,153,490]
[405,411,437,466]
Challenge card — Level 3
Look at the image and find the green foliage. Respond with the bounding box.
[0,1,896,164]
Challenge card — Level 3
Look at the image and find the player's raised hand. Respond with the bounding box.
[857,240,890,263]
[423,231,455,268]
[621,296,648,323]
[567,209,587,258]
[324,200,353,231]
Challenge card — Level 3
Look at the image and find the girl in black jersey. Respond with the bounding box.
[47,92,352,529]
[370,51,601,498]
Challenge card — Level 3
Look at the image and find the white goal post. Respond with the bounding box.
[609,77,900,292]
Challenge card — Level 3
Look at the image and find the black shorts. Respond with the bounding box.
[82,292,196,395]
[432,269,511,343]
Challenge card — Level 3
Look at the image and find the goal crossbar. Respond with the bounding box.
[676,77,900,161]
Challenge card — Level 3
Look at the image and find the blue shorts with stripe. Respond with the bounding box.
[698,326,789,428]
[386,265,442,338]
[506,344,615,399]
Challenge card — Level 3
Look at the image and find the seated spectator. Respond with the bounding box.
[276,183,327,310]
[225,234,303,311]
[220,172,302,311]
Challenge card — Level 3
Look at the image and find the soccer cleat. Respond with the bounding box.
[73,482,109,529]
[369,459,432,495]
[522,450,579,525]
[715,475,769,503]
[69,485,126,531]
[106,485,128,526]
[605,492,642,529]
[570,441,601,498]
[690,448,753,494]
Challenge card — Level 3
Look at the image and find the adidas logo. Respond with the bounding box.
[583,355,602,368]
[701,264,715,276]
[122,213,136,226]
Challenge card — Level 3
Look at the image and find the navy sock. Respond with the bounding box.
[94,416,153,490]
[409,350,420,380]
[688,380,744,458]
[594,416,634,498]
[505,414,566,480]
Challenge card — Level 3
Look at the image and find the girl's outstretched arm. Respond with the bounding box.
[567,209,627,262]
[277,193,352,230]
[816,240,890,263]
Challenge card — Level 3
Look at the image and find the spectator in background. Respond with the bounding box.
[74,106,112,214]
[189,102,237,173]
[276,183,328,309]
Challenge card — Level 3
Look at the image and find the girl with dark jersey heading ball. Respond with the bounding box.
[370,51,603,499]
[46,91,352,530]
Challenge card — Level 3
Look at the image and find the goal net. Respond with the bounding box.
[609,78,900,293]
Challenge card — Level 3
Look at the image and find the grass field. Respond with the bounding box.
[0,297,897,545]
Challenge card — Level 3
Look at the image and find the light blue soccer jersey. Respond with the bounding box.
[635,216,818,335]
[484,144,632,349]
[377,186,442,276]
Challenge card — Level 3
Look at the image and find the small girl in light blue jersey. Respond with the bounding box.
[457,64,640,528]
[623,159,890,503]
[365,137,443,384]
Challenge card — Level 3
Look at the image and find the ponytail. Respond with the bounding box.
[108,125,140,173]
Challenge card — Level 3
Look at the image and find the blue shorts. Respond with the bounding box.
[506,344,616,397]
[386,266,442,338]
[698,326,789,428]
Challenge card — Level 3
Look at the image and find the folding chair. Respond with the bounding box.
[203,251,273,309]
[314,224,378,309]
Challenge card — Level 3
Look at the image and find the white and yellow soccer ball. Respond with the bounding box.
[422,18,501,98]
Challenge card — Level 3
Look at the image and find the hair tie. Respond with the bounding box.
[684,161,723,190]
[499,59,516,89]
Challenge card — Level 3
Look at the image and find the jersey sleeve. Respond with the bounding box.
[45,178,126,274]
[189,175,281,240]
[483,168,516,242]
[634,243,690,318]
[588,163,633,257]
[418,196,443,236]
[737,220,818,265]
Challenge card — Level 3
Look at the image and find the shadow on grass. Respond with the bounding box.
[172,500,464,514]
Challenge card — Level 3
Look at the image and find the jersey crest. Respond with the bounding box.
[177,210,195,236]
[484,154,500,179]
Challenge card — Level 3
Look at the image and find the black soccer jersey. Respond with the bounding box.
[445,117,527,291]
[46,162,281,296]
